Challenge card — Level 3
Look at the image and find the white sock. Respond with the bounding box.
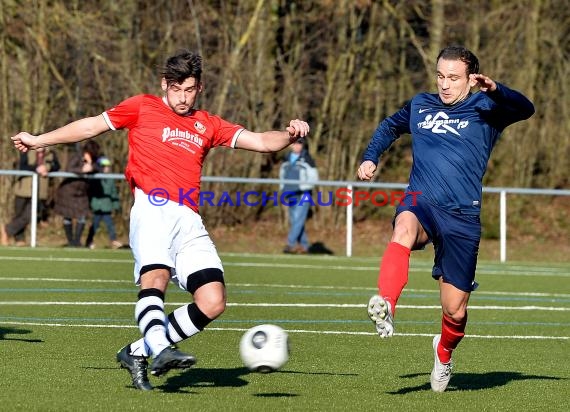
[135,289,170,357]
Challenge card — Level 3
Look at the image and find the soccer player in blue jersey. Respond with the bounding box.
[357,45,534,392]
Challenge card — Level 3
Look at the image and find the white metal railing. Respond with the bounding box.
[1,169,569,261]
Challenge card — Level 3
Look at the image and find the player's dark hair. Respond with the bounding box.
[437,46,479,75]
[161,49,202,85]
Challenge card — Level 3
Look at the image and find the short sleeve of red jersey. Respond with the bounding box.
[202,112,244,148]
[102,95,145,131]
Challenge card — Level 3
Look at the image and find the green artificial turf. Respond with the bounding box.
[0,248,568,411]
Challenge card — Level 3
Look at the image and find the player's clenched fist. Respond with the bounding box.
[357,160,377,181]
[286,119,310,140]
[11,132,37,153]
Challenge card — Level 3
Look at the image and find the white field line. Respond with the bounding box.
[221,252,569,271]
[0,277,569,298]
[0,277,130,283]
[0,256,130,263]
[0,255,568,277]
[225,262,569,277]
[0,301,568,311]
[231,283,570,298]
[0,320,567,340]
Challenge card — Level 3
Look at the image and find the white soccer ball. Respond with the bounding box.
[239,324,289,373]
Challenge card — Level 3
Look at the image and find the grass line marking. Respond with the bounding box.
[0,301,568,311]
[0,256,130,263]
[1,255,568,277]
[0,320,567,340]
[0,277,568,298]
[0,277,130,283]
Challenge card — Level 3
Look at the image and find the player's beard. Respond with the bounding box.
[173,104,192,115]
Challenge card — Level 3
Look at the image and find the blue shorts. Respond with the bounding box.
[395,193,481,292]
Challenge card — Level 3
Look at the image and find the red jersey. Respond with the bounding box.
[102,94,244,212]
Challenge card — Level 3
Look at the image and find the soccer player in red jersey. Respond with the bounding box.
[11,49,309,390]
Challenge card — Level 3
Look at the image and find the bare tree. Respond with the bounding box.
[1,0,567,241]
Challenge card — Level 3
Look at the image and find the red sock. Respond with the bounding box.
[377,242,411,316]
[437,313,467,363]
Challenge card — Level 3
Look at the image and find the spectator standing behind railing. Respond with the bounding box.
[85,156,123,250]
[1,148,60,246]
[279,138,318,254]
[53,140,100,247]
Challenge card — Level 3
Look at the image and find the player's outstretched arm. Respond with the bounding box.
[11,115,110,152]
[235,119,310,153]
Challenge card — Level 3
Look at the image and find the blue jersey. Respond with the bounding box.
[362,83,534,214]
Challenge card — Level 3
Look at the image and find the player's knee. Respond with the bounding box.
[186,268,226,319]
[196,292,226,319]
[391,224,419,247]
[139,264,171,290]
[442,304,466,323]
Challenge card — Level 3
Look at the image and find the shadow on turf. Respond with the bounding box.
[156,367,250,393]
[0,326,43,343]
[387,371,564,394]
[156,367,352,393]
[308,241,334,255]
[254,393,299,398]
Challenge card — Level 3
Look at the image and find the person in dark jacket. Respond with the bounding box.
[85,156,123,249]
[54,140,100,247]
[1,148,59,246]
